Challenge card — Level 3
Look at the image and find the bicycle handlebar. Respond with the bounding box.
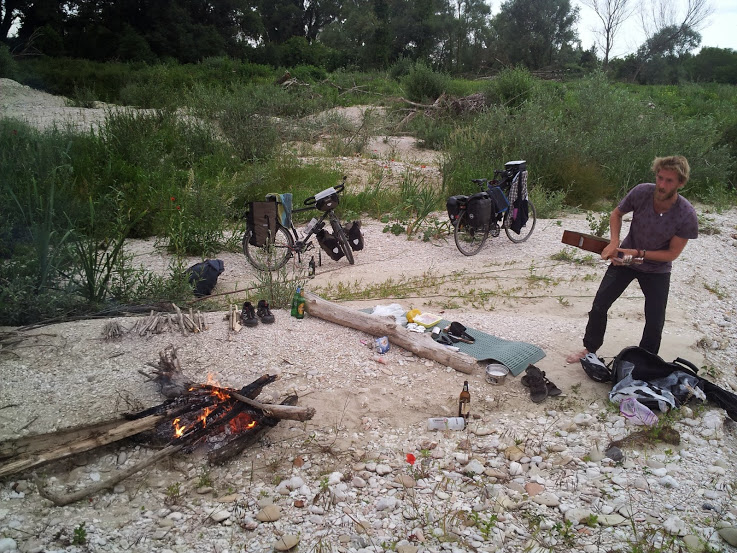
[303,178,347,206]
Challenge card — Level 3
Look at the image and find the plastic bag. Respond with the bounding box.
[371,303,406,325]
[619,397,658,426]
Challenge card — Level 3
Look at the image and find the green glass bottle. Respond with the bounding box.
[290,286,301,318]
[295,288,306,319]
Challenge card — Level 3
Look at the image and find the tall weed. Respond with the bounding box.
[443,72,736,207]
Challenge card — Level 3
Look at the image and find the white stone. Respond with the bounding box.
[376,497,398,511]
[663,515,687,536]
[532,493,560,507]
[210,510,230,523]
[509,462,523,476]
[0,538,17,552]
[565,508,593,524]
[659,476,679,488]
[465,459,485,474]
[376,464,392,476]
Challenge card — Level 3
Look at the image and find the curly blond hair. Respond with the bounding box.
[652,156,690,184]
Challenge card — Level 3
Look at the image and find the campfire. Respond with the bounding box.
[0,346,314,506]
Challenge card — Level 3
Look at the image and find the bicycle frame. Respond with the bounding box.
[243,178,356,270]
[287,204,334,261]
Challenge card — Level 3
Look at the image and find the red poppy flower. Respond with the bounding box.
[406,453,416,465]
[176,205,181,210]
[170,196,176,202]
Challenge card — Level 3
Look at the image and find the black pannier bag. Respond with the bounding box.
[246,201,278,247]
[487,185,509,217]
[466,192,492,229]
[186,259,224,297]
[316,228,344,260]
[344,221,364,251]
[446,195,468,225]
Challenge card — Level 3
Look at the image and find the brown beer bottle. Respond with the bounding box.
[458,380,470,420]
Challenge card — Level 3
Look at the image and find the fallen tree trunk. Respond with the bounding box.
[0,413,169,479]
[304,292,477,375]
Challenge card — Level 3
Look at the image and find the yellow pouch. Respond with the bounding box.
[406,309,421,323]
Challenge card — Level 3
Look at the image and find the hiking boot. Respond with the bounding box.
[240,302,258,327]
[523,365,548,403]
[257,299,275,324]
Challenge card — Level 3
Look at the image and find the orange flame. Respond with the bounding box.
[229,413,257,433]
[172,418,186,438]
[199,406,213,428]
[205,374,232,401]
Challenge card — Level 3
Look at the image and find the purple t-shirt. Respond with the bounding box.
[617,183,698,273]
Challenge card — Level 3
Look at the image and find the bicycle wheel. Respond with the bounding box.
[243,225,294,271]
[330,214,355,265]
[504,200,537,243]
[454,211,489,256]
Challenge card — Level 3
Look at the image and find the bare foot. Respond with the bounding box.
[566,349,589,364]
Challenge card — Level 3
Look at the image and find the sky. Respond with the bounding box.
[573,0,737,59]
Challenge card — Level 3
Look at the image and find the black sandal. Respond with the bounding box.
[523,365,548,403]
[446,322,475,344]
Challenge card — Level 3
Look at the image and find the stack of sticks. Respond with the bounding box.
[106,303,208,340]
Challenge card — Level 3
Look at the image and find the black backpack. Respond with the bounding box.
[599,346,737,420]
[186,259,224,297]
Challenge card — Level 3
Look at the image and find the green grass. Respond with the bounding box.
[2,60,736,326]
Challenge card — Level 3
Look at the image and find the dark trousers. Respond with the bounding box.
[583,265,671,355]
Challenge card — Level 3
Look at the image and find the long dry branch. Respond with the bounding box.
[230,391,315,422]
[35,443,184,507]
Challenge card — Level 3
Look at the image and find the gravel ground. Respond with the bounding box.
[2,78,737,553]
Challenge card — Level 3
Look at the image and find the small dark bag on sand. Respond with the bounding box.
[186,259,224,297]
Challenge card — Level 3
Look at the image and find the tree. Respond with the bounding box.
[388,0,453,63]
[629,0,713,82]
[446,0,491,72]
[581,0,636,70]
[491,0,580,70]
[686,47,737,84]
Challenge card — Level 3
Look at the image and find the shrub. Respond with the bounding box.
[402,62,450,103]
[388,57,414,80]
[483,67,537,109]
[0,42,17,79]
[289,64,328,83]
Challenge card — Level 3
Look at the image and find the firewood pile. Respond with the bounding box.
[0,346,314,506]
[102,303,208,340]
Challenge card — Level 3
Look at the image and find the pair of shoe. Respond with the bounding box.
[445,322,475,344]
[240,300,275,327]
[521,365,562,403]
